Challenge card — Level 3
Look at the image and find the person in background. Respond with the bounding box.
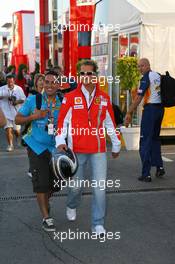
[125,58,165,182]
[28,73,45,96]
[0,71,6,87]
[7,65,16,78]
[1,65,7,79]
[16,64,30,97]
[27,62,40,92]
[0,74,26,152]
[33,74,45,94]
[25,73,45,178]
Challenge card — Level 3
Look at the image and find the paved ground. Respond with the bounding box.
[0,129,175,264]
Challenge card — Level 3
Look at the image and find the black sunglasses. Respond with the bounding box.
[79,71,96,76]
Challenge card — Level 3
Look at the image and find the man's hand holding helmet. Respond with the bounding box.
[57,144,68,152]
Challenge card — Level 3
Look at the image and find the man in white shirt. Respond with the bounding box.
[0,74,26,151]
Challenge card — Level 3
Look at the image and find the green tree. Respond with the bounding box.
[116,57,140,91]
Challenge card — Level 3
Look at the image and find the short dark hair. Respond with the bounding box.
[79,59,98,73]
[45,70,59,79]
[53,66,62,73]
[6,73,16,80]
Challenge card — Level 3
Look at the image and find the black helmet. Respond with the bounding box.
[51,148,78,181]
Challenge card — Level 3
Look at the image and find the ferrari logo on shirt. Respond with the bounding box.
[75,97,83,104]
[94,97,101,105]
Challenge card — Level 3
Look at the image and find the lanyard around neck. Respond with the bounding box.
[43,94,57,119]
[44,95,57,108]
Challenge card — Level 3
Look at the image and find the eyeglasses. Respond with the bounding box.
[79,71,96,76]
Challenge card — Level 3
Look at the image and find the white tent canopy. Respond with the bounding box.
[127,0,175,13]
[108,0,140,29]
[128,0,175,25]
[108,0,175,75]
[108,0,175,27]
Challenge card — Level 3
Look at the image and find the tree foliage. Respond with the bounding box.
[116,57,140,91]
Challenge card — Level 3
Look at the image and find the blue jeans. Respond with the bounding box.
[67,152,107,228]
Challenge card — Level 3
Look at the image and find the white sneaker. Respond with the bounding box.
[6,145,14,152]
[66,207,76,221]
[27,172,32,178]
[92,225,106,236]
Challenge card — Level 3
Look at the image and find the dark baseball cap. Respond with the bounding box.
[6,73,16,80]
